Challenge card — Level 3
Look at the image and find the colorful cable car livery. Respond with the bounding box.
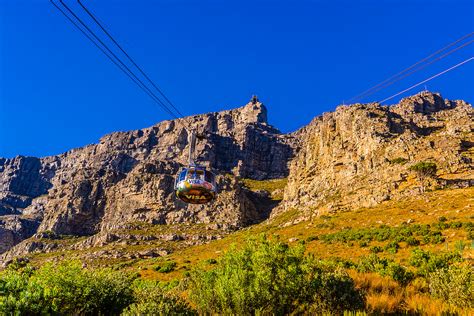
[174,166,216,204]
[174,130,217,204]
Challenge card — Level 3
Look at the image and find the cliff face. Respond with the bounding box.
[277,92,473,221]
[0,92,472,264]
[0,99,297,257]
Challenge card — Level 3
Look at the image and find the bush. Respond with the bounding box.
[370,246,383,254]
[409,161,438,192]
[187,235,365,314]
[154,261,177,273]
[122,280,196,315]
[384,241,399,254]
[0,261,136,315]
[390,157,408,165]
[429,266,473,308]
[385,262,414,286]
[405,236,420,246]
[409,249,462,277]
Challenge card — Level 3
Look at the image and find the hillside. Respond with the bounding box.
[1,92,473,265]
[0,91,473,313]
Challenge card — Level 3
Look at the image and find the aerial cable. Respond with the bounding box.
[49,1,179,120]
[51,0,187,126]
[55,0,181,121]
[348,31,474,103]
[77,0,186,119]
[351,39,474,102]
[378,56,473,104]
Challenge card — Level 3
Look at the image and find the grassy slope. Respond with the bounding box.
[23,183,473,313]
[134,186,473,281]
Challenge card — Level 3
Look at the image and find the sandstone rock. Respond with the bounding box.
[275,92,473,221]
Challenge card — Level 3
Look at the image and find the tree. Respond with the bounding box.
[409,161,438,193]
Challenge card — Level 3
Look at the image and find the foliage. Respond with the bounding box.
[0,261,136,315]
[241,178,288,200]
[356,254,413,286]
[122,280,196,315]
[153,261,177,273]
[390,157,408,165]
[409,161,438,192]
[187,235,365,314]
[409,249,463,277]
[319,222,462,247]
[429,266,473,308]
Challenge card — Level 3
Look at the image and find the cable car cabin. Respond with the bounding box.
[174,166,217,204]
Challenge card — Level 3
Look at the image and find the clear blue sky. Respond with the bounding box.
[1,0,473,158]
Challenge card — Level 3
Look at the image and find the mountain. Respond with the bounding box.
[0,92,472,265]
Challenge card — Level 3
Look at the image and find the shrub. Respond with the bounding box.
[356,254,388,274]
[409,161,437,192]
[405,236,420,246]
[384,241,399,254]
[429,266,473,308]
[409,249,462,277]
[370,246,383,254]
[154,261,177,273]
[0,261,136,315]
[122,280,196,315]
[390,157,408,165]
[187,235,365,314]
[385,262,414,286]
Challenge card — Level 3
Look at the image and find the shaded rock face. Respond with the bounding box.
[0,100,296,258]
[277,92,473,220]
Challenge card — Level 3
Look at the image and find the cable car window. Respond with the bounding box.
[179,170,187,182]
[205,171,214,183]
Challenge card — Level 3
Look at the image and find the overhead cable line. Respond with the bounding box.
[50,0,188,128]
[347,31,474,103]
[77,0,186,118]
[351,39,474,101]
[378,56,474,103]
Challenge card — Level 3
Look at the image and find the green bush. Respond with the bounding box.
[409,249,462,277]
[390,157,408,165]
[384,241,399,254]
[122,280,196,315]
[429,266,473,308]
[369,246,383,254]
[356,254,413,285]
[0,261,136,315]
[187,235,365,314]
[154,261,177,273]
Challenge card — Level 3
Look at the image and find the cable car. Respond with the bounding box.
[174,130,217,204]
[174,166,216,204]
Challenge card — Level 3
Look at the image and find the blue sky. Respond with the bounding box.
[1,0,473,158]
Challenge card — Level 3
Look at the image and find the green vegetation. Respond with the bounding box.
[122,280,195,315]
[390,157,408,165]
[187,235,365,314]
[429,266,473,308]
[1,237,366,315]
[319,222,470,247]
[409,161,438,192]
[241,178,288,200]
[153,261,177,273]
[0,261,136,315]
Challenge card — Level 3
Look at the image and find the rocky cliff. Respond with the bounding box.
[0,92,472,265]
[0,98,297,260]
[277,92,473,221]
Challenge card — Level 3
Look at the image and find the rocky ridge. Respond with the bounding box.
[0,98,297,262]
[0,92,473,265]
[277,92,473,221]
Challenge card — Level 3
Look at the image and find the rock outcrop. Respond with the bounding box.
[0,98,297,260]
[277,92,473,221]
[1,92,472,264]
